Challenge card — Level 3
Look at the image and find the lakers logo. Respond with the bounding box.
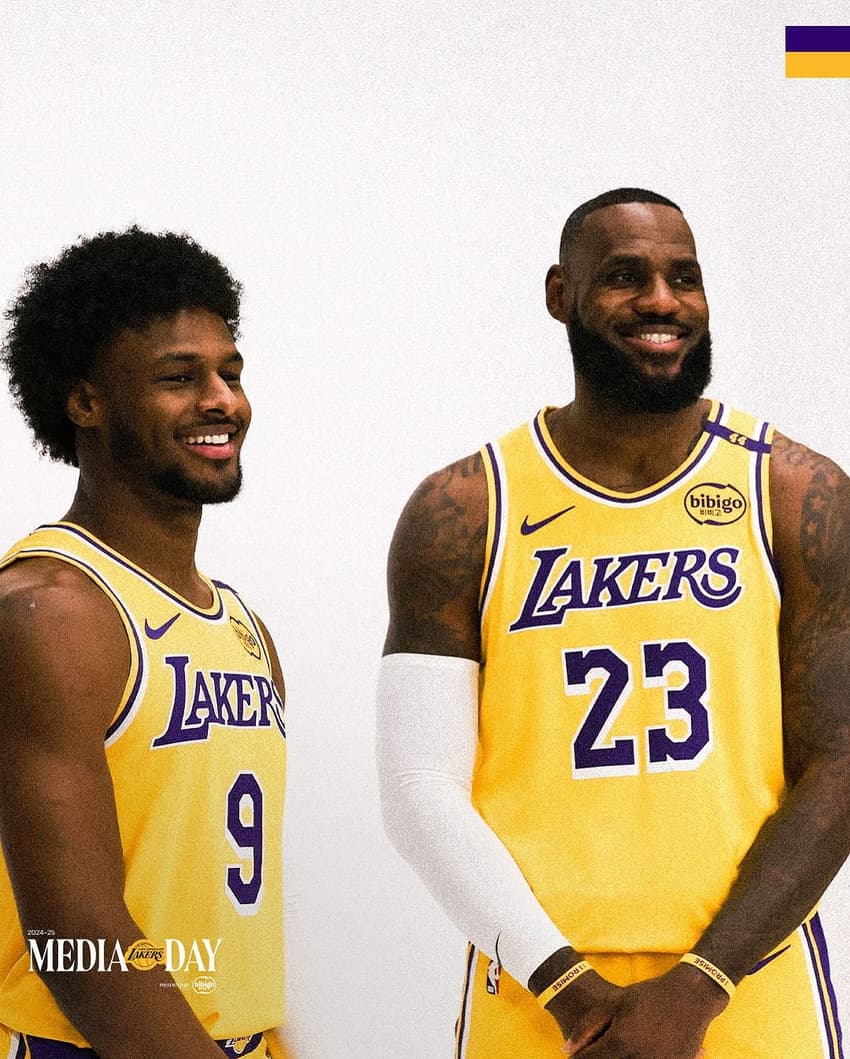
[684,482,747,526]
[230,616,261,659]
[124,939,165,970]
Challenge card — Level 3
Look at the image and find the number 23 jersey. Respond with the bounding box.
[476,403,783,954]
[0,523,286,1044]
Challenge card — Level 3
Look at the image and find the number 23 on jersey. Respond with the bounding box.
[566,639,712,779]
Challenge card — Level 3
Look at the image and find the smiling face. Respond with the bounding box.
[78,307,251,506]
[548,202,711,413]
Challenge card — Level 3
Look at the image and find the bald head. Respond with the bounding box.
[559,188,682,265]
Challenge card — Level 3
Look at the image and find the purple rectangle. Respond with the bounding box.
[786,26,850,52]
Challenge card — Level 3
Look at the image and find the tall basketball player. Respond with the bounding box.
[377,190,849,1057]
[0,231,290,1058]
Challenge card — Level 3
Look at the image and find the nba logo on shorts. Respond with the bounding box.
[486,958,500,995]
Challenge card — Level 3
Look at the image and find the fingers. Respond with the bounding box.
[561,1012,610,1055]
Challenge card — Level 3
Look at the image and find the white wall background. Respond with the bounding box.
[3,2,850,1055]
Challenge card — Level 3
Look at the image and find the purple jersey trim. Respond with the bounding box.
[24,1038,97,1058]
[454,943,476,1059]
[39,524,224,621]
[753,421,780,586]
[24,1034,267,1058]
[805,913,845,1057]
[11,1035,26,1059]
[480,444,503,611]
[532,405,722,504]
[702,417,772,454]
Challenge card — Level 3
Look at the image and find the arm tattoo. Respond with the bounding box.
[385,452,486,657]
[776,439,850,783]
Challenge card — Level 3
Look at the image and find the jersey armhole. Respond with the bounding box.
[753,421,781,601]
[479,442,506,623]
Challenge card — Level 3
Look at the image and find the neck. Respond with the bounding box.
[547,384,711,493]
[64,471,210,606]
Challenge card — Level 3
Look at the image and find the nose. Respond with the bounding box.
[197,371,239,415]
[632,274,680,316]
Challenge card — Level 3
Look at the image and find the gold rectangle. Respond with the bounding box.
[786,51,850,77]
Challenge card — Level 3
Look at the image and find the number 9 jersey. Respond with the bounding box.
[0,523,286,1046]
[476,402,782,955]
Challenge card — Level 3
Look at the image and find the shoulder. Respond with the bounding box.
[0,553,123,628]
[384,451,488,659]
[393,450,488,548]
[0,556,130,738]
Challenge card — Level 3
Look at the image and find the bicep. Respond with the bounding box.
[384,453,488,659]
[771,437,850,782]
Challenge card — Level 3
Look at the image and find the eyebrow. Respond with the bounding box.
[596,253,702,274]
[153,350,243,365]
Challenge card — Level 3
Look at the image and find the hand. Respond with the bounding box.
[558,962,728,1058]
[545,969,624,1046]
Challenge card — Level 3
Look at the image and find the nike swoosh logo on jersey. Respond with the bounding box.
[520,506,576,535]
[144,613,181,639]
[746,944,791,975]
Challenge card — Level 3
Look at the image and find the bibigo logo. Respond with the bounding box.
[684,482,747,526]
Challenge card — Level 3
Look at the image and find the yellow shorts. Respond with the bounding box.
[455,914,843,1058]
[0,1029,290,1059]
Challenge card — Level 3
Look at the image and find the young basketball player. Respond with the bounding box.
[0,230,290,1058]
[378,190,848,1057]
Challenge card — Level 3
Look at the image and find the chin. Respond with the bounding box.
[155,467,243,505]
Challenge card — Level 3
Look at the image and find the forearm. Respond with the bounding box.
[376,653,569,985]
[694,756,850,981]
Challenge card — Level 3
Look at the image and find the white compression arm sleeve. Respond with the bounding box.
[376,652,570,987]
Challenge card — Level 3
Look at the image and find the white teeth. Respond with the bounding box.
[185,434,229,445]
[639,332,678,344]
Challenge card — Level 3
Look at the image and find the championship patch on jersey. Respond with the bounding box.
[231,616,262,658]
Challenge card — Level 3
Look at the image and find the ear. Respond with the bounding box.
[66,379,103,429]
[545,264,571,324]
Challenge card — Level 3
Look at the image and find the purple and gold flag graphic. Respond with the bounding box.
[786,26,850,77]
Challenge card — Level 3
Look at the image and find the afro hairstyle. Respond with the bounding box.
[2,227,242,466]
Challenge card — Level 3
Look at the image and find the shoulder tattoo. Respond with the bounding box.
[385,451,486,656]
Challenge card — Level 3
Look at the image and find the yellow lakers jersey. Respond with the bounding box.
[0,523,286,1043]
[477,403,783,954]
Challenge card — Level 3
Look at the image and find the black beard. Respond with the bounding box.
[150,463,243,505]
[108,420,243,506]
[567,310,712,414]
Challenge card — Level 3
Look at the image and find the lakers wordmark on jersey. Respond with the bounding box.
[0,523,286,1045]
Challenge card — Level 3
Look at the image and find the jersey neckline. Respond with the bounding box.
[37,521,224,619]
[532,398,723,504]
